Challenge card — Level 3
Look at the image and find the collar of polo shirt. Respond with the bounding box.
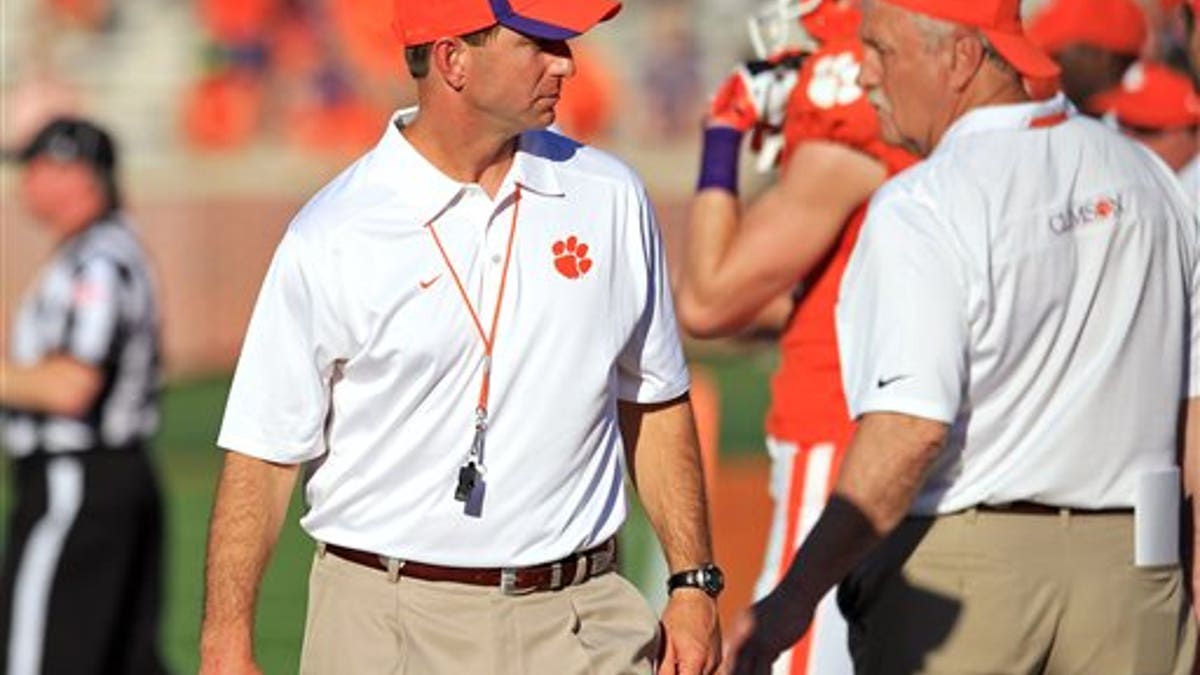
[932,92,1073,155]
[374,108,566,225]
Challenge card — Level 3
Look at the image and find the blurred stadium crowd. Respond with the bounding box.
[0,0,756,374]
[1,0,1196,373]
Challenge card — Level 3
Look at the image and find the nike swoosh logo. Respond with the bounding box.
[876,374,911,389]
[419,275,442,290]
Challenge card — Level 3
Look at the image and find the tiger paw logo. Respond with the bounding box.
[807,52,863,109]
[552,236,593,279]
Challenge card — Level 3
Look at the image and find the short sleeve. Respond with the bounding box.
[64,257,123,366]
[782,39,915,175]
[616,184,690,403]
[836,190,968,423]
[217,229,345,462]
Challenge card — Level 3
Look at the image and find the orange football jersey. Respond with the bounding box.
[766,38,917,444]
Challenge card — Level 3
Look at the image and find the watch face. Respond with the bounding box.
[701,565,725,594]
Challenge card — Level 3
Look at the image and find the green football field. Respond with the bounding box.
[5,348,775,673]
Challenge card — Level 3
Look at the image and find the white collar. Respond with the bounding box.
[934,93,1076,157]
[370,107,566,223]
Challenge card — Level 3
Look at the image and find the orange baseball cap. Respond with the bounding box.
[1027,0,1146,56]
[393,0,621,48]
[801,1,863,43]
[881,0,1059,79]
[1089,61,1200,129]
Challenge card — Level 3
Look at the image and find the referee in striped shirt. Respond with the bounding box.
[0,118,168,675]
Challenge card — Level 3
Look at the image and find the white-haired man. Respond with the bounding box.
[725,0,1199,673]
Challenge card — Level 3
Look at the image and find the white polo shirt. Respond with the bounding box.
[218,112,690,566]
[837,94,1199,514]
[1180,156,1199,203]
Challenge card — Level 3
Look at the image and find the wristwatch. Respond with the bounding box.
[667,563,725,598]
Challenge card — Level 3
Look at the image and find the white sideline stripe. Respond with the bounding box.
[7,457,84,675]
[797,443,834,548]
[756,438,795,599]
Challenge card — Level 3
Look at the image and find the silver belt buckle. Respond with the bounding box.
[499,567,535,596]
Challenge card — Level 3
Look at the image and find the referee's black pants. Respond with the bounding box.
[0,449,169,675]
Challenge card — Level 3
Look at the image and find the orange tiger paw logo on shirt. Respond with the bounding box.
[553,236,593,279]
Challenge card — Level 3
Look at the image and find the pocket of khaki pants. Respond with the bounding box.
[1132,566,1184,675]
[611,574,662,641]
[569,574,660,674]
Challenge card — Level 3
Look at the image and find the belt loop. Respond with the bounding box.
[1059,507,1070,528]
[384,557,404,583]
[549,562,563,590]
[317,541,327,558]
[571,553,588,586]
[966,506,979,524]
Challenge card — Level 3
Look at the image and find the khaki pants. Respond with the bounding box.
[840,510,1196,675]
[299,548,660,674]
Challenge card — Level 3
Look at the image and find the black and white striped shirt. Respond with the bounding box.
[3,214,162,456]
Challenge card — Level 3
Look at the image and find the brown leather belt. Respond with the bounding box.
[322,538,617,595]
[975,500,1133,516]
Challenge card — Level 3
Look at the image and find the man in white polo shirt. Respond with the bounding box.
[197,2,722,674]
[725,0,1199,673]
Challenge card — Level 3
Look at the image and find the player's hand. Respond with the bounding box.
[722,591,814,675]
[706,52,804,134]
[658,589,721,675]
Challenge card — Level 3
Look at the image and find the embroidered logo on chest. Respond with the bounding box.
[552,236,593,279]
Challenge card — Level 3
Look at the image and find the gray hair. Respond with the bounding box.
[977,33,1020,78]
[867,0,1021,76]
[909,12,957,51]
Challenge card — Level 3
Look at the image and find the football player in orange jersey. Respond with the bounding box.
[676,1,916,674]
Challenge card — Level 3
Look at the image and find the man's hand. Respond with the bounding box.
[658,589,722,675]
[722,591,815,675]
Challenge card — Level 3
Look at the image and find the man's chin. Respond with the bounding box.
[536,109,558,128]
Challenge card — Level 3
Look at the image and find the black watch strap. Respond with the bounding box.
[667,563,725,598]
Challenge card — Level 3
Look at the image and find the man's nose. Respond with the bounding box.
[550,52,575,78]
[857,51,881,89]
[545,40,575,77]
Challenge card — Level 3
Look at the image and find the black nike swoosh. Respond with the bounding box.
[876,375,911,388]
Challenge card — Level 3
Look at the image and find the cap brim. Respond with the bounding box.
[983,28,1062,80]
[497,0,621,41]
[1089,93,1200,128]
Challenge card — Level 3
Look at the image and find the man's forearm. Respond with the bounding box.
[835,412,947,532]
[742,412,947,657]
[677,190,745,336]
[200,451,300,664]
[0,356,102,417]
[785,412,944,591]
[619,397,714,570]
